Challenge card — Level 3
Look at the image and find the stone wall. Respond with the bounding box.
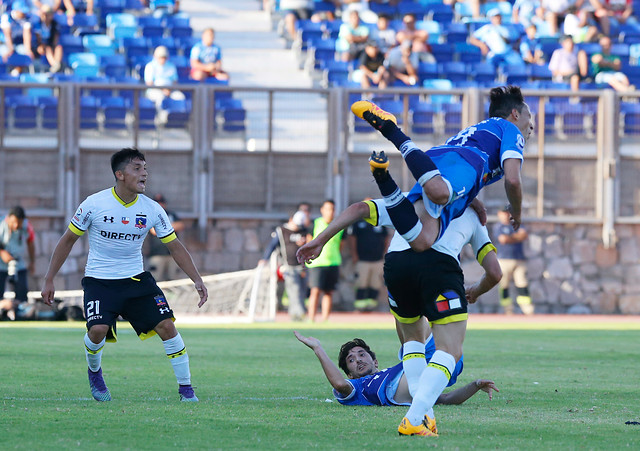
[27,216,640,315]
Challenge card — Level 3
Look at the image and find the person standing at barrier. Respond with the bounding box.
[146,193,185,282]
[0,206,36,321]
[260,212,309,321]
[305,200,344,322]
[41,147,208,403]
[493,205,533,315]
[347,201,390,312]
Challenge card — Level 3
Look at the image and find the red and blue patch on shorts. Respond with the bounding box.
[435,290,462,313]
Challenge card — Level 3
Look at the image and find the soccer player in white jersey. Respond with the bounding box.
[41,148,209,402]
[297,167,502,437]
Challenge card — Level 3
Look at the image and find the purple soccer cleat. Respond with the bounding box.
[88,368,111,402]
[179,384,199,402]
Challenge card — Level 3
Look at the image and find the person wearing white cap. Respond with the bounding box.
[144,45,186,107]
[469,8,524,67]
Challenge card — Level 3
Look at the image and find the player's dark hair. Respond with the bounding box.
[322,199,335,207]
[489,85,525,119]
[8,205,25,220]
[110,147,146,177]
[338,338,377,376]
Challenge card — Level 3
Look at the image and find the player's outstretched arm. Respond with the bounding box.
[503,158,523,231]
[296,202,371,264]
[165,239,208,307]
[41,229,80,305]
[466,250,502,304]
[436,379,499,405]
[294,331,353,397]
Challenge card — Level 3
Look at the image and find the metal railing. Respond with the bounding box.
[1,83,639,246]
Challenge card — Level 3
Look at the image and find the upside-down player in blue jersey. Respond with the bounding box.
[349,85,534,255]
[295,330,498,410]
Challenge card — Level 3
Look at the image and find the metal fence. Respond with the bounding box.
[0,83,638,245]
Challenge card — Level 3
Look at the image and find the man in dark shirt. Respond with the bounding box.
[261,213,309,321]
[347,206,390,311]
[492,205,532,315]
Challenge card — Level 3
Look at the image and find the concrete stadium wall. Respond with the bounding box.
[29,216,640,315]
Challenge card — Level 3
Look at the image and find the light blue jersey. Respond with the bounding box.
[407,117,525,238]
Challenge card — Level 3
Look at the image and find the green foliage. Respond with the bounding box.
[1,325,639,450]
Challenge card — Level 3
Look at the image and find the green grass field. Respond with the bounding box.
[1,320,639,450]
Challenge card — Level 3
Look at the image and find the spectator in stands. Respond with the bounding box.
[0,0,36,67]
[579,0,611,36]
[469,8,524,66]
[146,194,185,282]
[357,39,387,89]
[383,39,419,86]
[540,0,578,36]
[31,0,75,16]
[605,0,638,28]
[590,35,634,91]
[340,0,378,24]
[190,28,230,82]
[512,0,544,28]
[563,7,600,42]
[0,206,36,321]
[372,14,397,55]
[395,13,430,54]
[65,0,95,23]
[145,45,186,107]
[336,9,369,63]
[520,23,545,64]
[279,0,316,44]
[548,34,581,90]
[34,4,63,73]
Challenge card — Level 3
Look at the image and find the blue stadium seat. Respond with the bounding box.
[308,39,337,71]
[322,60,349,87]
[148,36,179,55]
[8,95,38,129]
[100,96,128,130]
[60,35,85,62]
[83,34,117,57]
[472,62,497,84]
[443,102,462,135]
[423,79,454,106]
[313,1,336,14]
[98,0,126,19]
[6,53,33,73]
[72,13,99,34]
[455,1,474,20]
[106,12,137,28]
[122,37,151,60]
[427,3,454,23]
[397,2,426,17]
[101,54,128,77]
[621,101,640,135]
[529,64,552,81]
[38,96,58,130]
[69,52,100,78]
[503,64,528,84]
[80,96,100,129]
[136,96,157,130]
[369,1,396,16]
[20,73,53,98]
[163,13,190,29]
[481,1,512,18]
[430,43,455,63]
[160,97,191,129]
[455,43,482,64]
[142,24,165,38]
[169,26,193,40]
[411,102,437,135]
[444,22,468,44]
[441,61,467,82]
[217,98,246,133]
[137,16,163,27]
[417,62,439,82]
[124,0,144,10]
[416,20,441,44]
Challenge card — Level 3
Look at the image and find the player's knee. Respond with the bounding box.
[88,324,109,343]
[154,318,177,340]
[423,178,450,205]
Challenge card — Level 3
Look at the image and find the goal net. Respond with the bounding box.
[20,258,279,323]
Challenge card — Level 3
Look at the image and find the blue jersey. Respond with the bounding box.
[334,338,464,406]
[440,117,525,190]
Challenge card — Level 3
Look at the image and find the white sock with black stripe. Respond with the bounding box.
[163,333,191,385]
[84,333,105,372]
[402,340,426,397]
[405,350,456,426]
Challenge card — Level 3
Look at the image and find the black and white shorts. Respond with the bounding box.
[384,250,468,325]
[82,271,174,342]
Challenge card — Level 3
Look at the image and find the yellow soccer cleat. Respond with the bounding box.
[351,101,397,130]
[398,416,439,437]
[425,415,438,435]
[369,150,390,173]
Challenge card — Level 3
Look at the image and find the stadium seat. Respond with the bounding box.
[306,39,337,72]
[454,2,474,21]
[443,102,462,135]
[160,97,191,129]
[441,61,468,82]
[217,98,246,134]
[455,43,483,64]
[72,13,99,34]
[322,60,350,87]
[169,26,193,40]
[423,79,454,106]
[621,101,640,135]
[503,64,528,84]
[106,12,137,29]
[427,3,454,23]
[136,96,157,130]
[83,34,117,57]
[122,37,151,61]
[20,73,53,98]
[417,62,439,82]
[481,1,512,18]
[69,52,101,78]
[137,16,163,28]
[80,96,100,129]
[430,43,455,63]
[124,0,144,10]
[142,24,165,38]
[444,22,468,43]
[38,96,59,129]
[472,62,497,84]
[163,13,190,29]
[6,53,33,74]
[100,96,128,130]
[101,54,128,78]
[416,20,441,44]
[369,1,396,16]
[60,35,85,62]
[397,2,426,17]
[8,95,38,129]
[149,36,179,56]
[410,102,438,135]
[529,64,552,81]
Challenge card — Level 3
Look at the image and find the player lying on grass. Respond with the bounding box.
[294,330,498,407]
